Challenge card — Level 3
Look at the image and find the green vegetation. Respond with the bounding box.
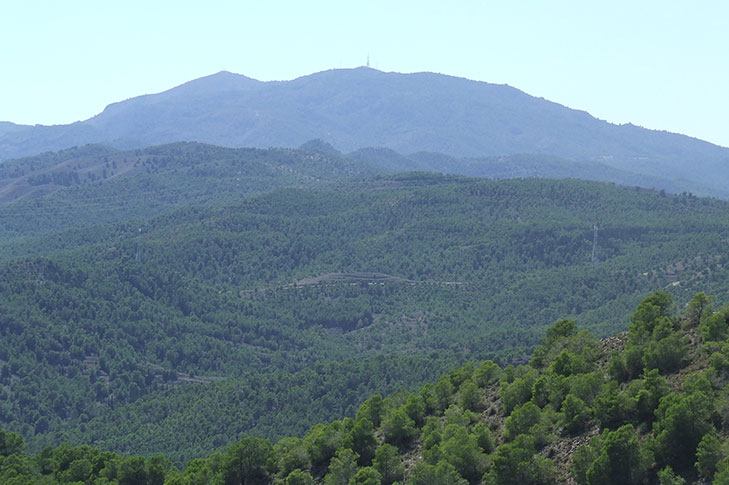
[0,142,377,243]
[5,293,729,483]
[3,148,729,474]
[2,173,729,464]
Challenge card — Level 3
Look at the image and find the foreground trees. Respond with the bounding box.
[4,292,729,483]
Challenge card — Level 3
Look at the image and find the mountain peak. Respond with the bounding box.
[299,138,341,155]
[3,68,729,198]
[164,70,262,96]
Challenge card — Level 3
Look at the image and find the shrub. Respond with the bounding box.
[562,394,591,434]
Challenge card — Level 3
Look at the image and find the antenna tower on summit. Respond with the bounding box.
[366,55,370,68]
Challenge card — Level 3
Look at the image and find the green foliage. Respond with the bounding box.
[349,466,382,485]
[568,371,604,406]
[472,422,495,454]
[593,381,635,429]
[408,461,468,485]
[575,424,652,485]
[630,369,669,423]
[382,409,417,447]
[3,149,729,484]
[503,401,542,442]
[656,466,686,485]
[372,444,404,485]
[3,292,729,485]
[220,436,274,485]
[3,176,729,460]
[118,456,148,485]
[275,437,310,479]
[499,367,537,414]
[607,292,689,386]
[642,320,688,372]
[684,292,713,328]
[545,318,579,345]
[324,448,359,485]
[608,345,644,382]
[710,349,729,375]
[714,459,729,485]
[402,394,426,426]
[701,306,729,342]
[356,395,385,429]
[562,393,591,434]
[350,418,377,466]
[433,425,489,483]
[532,373,568,409]
[175,455,220,484]
[472,360,501,388]
[431,376,455,413]
[695,433,727,479]
[629,292,674,344]
[571,437,598,485]
[0,429,25,456]
[489,434,555,485]
[459,380,483,411]
[306,421,350,468]
[285,468,315,485]
[651,389,714,472]
[549,349,589,377]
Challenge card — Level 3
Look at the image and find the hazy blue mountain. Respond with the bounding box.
[348,148,725,197]
[1,68,728,195]
[0,121,30,136]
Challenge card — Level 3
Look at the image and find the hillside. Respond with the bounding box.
[0,142,377,242]
[4,292,729,483]
[0,140,724,253]
[1,68,728,197]
[1,175,729,464]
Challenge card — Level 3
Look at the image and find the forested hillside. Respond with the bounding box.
[0,142,376,242]
[4,292,729,483]
[1,174,729,464]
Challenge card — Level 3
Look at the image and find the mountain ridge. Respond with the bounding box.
[1,69,727,179]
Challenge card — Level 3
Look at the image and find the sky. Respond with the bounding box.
[2,0,728,147]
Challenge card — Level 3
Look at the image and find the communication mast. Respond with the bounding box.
[591,224,598,263]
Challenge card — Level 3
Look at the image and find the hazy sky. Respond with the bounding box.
[2,1,728,147]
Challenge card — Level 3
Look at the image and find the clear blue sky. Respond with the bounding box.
[2,0,728,147]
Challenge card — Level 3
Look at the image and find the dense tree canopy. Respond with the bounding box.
[2,163,729,473]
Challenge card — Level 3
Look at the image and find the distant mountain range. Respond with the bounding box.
[1,68,728,196]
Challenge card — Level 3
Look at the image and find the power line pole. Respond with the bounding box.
[135,228,142,262]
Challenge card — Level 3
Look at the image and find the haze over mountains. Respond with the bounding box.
[2,68,728,197]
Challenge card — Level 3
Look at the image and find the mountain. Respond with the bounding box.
[0,121,29,136]
[1,68,728,196]
[348,148,726,198]
[3,291,729,484]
